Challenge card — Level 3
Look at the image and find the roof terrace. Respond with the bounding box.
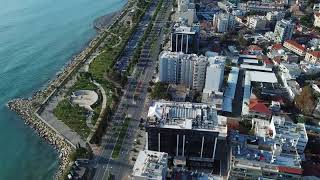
[147,101,227,137]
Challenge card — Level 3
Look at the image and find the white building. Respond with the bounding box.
[159,51,182,84]
[239,1,285,12]
[266,11,285,22]
[217,1,236,12]
[247,16,267,30]
[279,62,301,80]
[132,150,168,180]
[202,56,226,95]
[272,116,308,154]
[313,3,320,11]
[305,51,320,64]
[159,51,207,91]
[300,62,320,75]
[180,54,207,91]
[314,13,320,28]
[213,13,235,33]
[230,130,303,179]
[176,0,196,26]
[308,38,320,49]
[274,19,295,43]
[283,40,306,57]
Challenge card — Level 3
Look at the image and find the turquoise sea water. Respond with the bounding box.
[0,0,126,179]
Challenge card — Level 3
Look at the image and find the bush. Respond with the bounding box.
[295,85,316,115]
[150,82,171,100]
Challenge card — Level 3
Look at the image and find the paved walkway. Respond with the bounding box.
[86,112,94,129]
[40,94,86,147]
[92,80,107,124]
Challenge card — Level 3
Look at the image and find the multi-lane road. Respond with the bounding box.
[93,0,172,179]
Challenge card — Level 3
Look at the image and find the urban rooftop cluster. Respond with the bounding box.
[131,0,320,179]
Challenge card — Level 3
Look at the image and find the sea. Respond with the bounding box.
[0,0,126,179]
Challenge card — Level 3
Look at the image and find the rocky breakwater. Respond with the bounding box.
[7,98,73,179]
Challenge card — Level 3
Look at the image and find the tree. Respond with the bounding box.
[300,14,313,28]
[296,114,305,123]
[295,85,316,114]
[238,34,248,48]
[150,82,171,100]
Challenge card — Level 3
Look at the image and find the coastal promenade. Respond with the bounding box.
[7,1,132,178]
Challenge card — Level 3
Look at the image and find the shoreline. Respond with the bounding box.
[6,2,129,179]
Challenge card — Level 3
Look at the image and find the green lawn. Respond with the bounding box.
[67,73,97,95]
[92,104,102,125]
[53,99,91,139]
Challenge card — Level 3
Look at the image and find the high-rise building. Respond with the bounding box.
[159,51,183,84]
[159,51,207,91]
[274,19,295,43]
[239,1,285,12]
[171,22,200,54]
[247,16,267,30]
[266,11,285,22]
[146,101,228,171]
[213,13,235,33]
[176,0,196,26]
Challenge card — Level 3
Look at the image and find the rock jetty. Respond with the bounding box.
[8,98,73,179]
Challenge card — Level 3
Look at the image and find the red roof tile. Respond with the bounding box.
[264,58,273,65]
[249,100,271,115]
[278,166,303,175]
[271,44,283,51]
[284,40,306,52]
[262,56,273,65]
[273,56,282,64]
[308,51,320,58]
[248,45,263,51]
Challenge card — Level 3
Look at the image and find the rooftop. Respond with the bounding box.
[252,118,275,138]
[284,40,306,52]
[173,22,199,35]
[240,64,273,72]
[243,59,260,65]
[147,101,227,137]
[308,50,320,58]
[271,43,284,51]
[272,116,308,151]
[132,150,168,179]
[248,71,278,83]
[230,131,302,171]
[224,67,239,99]
[249,100,272,115]
[248,45,263,52]
[223,67,239,113]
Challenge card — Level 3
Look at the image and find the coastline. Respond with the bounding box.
[94,11,120,31]
[7,2,129,179]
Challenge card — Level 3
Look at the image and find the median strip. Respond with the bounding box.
[111,117,131,159]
